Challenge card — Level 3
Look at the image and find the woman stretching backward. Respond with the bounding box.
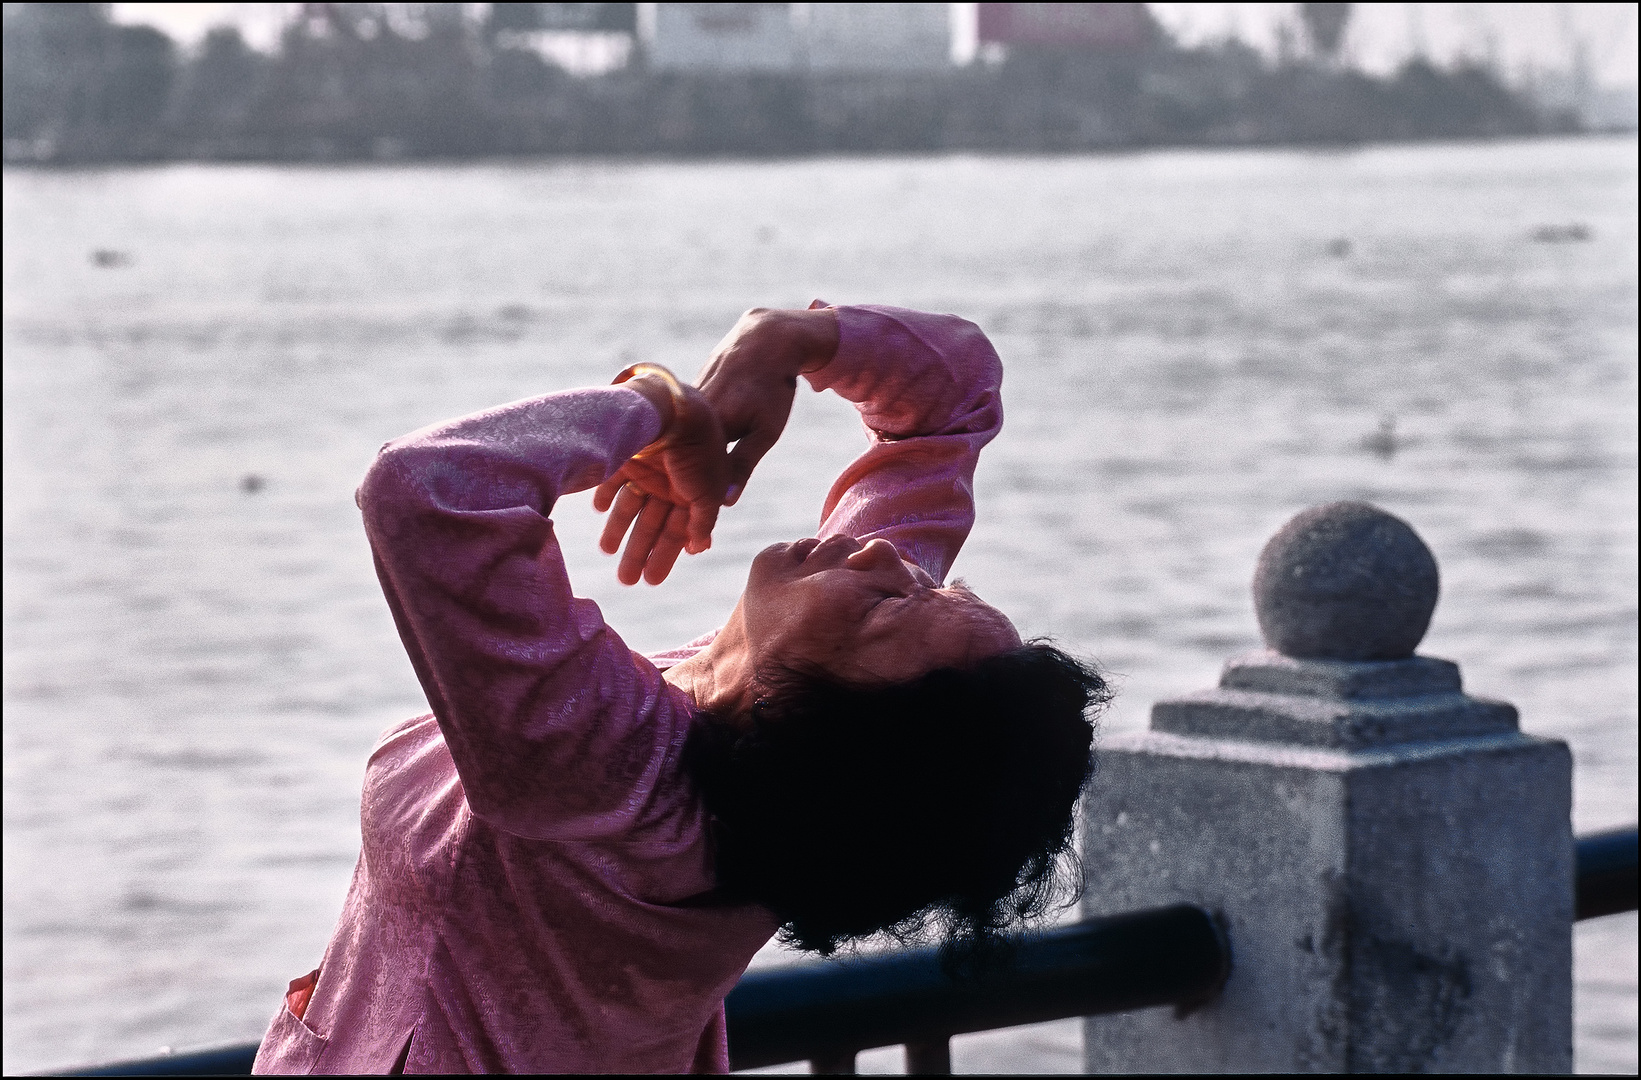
[252,302,1109,1074]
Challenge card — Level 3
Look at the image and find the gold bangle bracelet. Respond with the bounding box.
[612,362,688,445]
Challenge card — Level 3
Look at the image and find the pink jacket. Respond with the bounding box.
[252,305,1004,1074]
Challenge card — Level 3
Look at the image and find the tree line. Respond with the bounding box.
[2,3,1564,165]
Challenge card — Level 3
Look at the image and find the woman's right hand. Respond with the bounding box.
[695,305,839,505]
[594,377,728,585]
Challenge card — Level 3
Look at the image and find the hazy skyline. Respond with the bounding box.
[104,3,1637,89]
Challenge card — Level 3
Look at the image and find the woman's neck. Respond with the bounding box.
[662,605,757,722]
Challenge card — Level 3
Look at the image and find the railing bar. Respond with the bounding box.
[44,826,1639,1077]
[1575,826,1639,922]
[726,903,1228,1070]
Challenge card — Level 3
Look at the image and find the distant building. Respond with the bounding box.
[534,3,641,32]
[487,2,640,75]
[646,3,798,73]
[487,3,640,35]
[976,3,1159,51]
[805,4,950,73]
[643,3,952,74]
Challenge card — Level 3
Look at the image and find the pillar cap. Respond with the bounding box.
[1253,501,1439,661]
[1150,652,1517,749]
[1220,650,1459,699]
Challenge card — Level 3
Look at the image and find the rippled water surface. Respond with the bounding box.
[4,139,1636,1073]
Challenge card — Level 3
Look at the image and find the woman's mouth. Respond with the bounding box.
[785,535,871,566]
[808,535,866,562]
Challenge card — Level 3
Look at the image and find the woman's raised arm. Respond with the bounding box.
[593,306,837,581]
[592,302,1001,587]
[355,386,708,841]
[692,304,841,503]
[809,304,1004,583]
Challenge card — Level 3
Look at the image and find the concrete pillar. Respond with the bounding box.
[1082,502,1573,1073]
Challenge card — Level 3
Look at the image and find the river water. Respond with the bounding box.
[3,138,1635,1074]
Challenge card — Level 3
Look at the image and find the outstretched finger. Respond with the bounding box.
[724,424,780,506]
[619,495,672,585]
[593,474,627,513]
[685,494,721,555]
[599,485,647,555]
[643,504,692,585]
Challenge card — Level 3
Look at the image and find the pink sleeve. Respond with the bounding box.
[804,304,1004,583]
[355,385,692,842]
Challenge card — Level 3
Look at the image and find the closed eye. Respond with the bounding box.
[874,583,930,607]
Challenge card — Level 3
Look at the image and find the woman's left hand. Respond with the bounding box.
[594,379,729,585]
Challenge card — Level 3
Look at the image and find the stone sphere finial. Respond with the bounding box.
[1253,501,1439,661]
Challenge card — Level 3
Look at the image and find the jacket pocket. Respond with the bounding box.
[251,970,329,1074]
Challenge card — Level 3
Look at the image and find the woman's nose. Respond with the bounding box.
[844,537,905,572]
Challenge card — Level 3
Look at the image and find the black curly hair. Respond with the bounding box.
[682,641,1109,972]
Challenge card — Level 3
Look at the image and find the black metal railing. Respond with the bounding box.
[62,1044,257,1078]
[726,902,1228,1073]
[1576,826,1639,921]
[60,903,1228,1078]
[53,827,1638,1077]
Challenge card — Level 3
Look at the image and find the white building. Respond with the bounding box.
[646,4,799,73]
[804,4,951,72]
[643,3,954,74]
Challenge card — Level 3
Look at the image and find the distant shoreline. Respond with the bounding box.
[5,2,1595,171]
[6,129,1633,171]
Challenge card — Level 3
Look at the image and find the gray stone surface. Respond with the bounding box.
[1151,650,1519,751]
[1150,687,1521,751]
[1083,645,1572,1071]
[1220,650,1461,699]
[1253,502,1440,660]
[1082,730,1573,1073]
[1081,504,1576,1072]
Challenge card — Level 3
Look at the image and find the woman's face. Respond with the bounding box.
[739,535,1022,685]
